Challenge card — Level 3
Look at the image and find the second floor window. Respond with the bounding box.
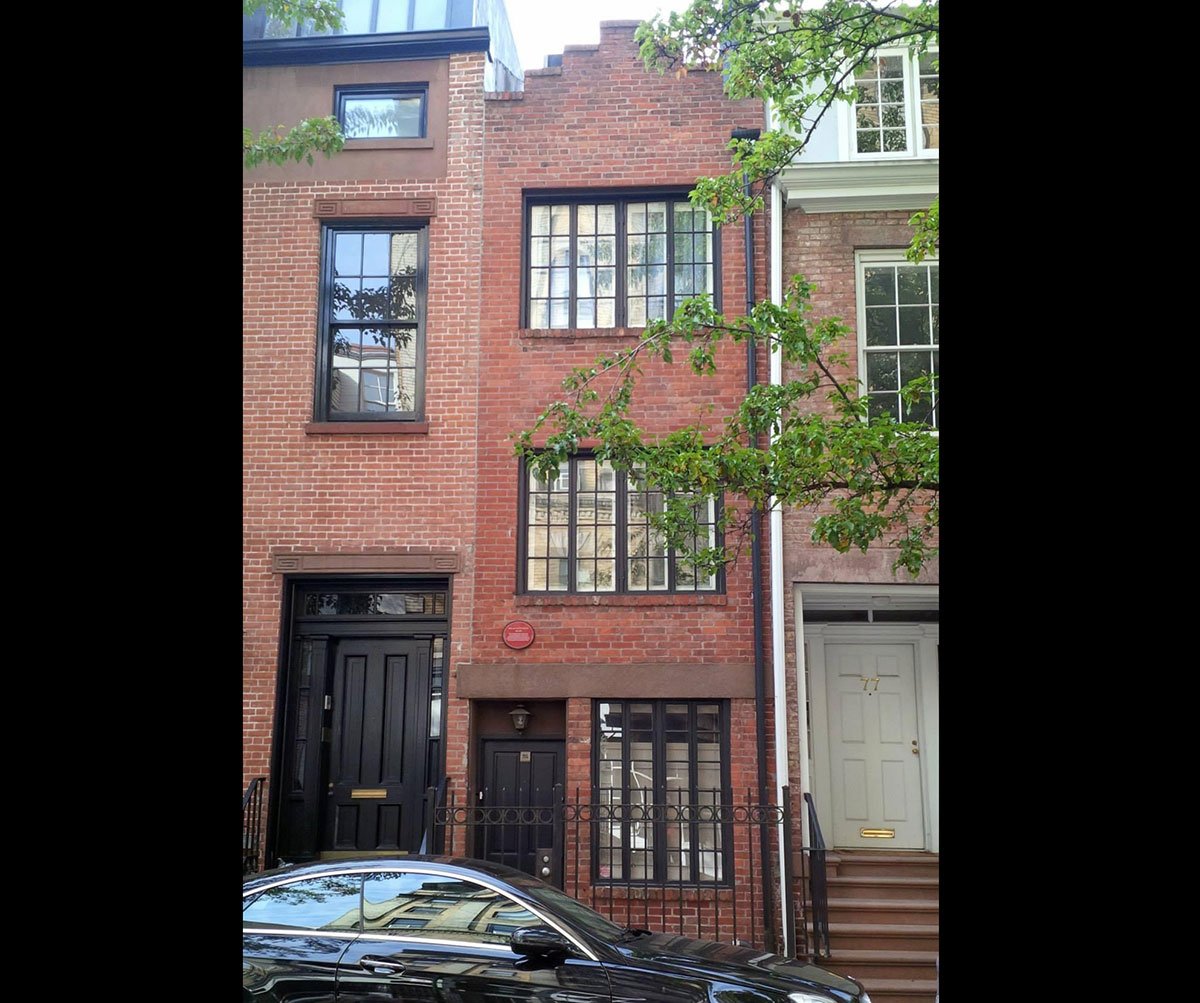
[317,223,427,421]
[525,195,717,329]
[857,251,939,427]
[521,457,721,594]
[852,50,938,156]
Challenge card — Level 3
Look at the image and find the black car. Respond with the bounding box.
[243,855,870,1002]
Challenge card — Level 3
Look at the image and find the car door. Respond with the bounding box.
[335,869,612,1002]
[243,873,364,1002]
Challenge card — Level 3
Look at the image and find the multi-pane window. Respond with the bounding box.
[335,85,427,139]
[318,224,426,421]
[595,700,729,883]
[522,456,720,594]
[852,50,939,156]
[526,195,717,329]
[857,252,939,427]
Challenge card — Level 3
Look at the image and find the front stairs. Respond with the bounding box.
[811,851,938,1003]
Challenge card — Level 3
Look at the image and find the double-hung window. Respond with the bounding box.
[317,223,427,421]
[851,49,938,157]
[521,456,721,594]
[857,250,939,427]
[595,700,730,884]
[524,193,718,329]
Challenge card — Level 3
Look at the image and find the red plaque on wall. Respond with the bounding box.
[502,620,535,649]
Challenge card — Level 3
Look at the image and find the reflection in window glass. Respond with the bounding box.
[362,872,539,944]
[596,700,727,883]
[242,876,362,930]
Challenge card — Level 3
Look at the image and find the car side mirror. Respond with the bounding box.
[510,926,572,957]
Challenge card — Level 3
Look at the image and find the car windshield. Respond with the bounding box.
[505,876,628,942]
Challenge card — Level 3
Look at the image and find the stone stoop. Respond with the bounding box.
[810,851,939,1003]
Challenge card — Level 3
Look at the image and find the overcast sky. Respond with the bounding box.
[502,0,693,72]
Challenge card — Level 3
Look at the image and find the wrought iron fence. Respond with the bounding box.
[243,777,266,876]
[429,783,796,954]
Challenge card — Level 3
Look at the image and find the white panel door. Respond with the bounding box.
[826,643,924,848]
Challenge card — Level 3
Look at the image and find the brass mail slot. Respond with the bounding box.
[860,827,895,838]
[350,789,388,799]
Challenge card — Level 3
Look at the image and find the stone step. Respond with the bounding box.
[818,948,938,982]
[827,898,940,925]
[811,921,939,952]
[826,852,940,879]
[825,875,940,901]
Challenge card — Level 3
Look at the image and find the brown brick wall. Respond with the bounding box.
[774,205,939,805]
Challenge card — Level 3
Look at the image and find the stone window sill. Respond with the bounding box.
[305,422,430,435]
[518,327,646,340]
[514,593,727,607]
[343,137,434,150]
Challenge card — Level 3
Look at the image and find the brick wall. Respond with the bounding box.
[242,50,488,790]
[774,205,940,815]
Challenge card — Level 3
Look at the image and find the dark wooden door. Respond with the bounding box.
[323,637,430,854]
[478,740,564,881]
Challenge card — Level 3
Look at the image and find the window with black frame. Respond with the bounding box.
[522,456,721,594]
[525,194,717,329]
[317,223,427,421]
[594,700,730,884]
[335,85,427,139]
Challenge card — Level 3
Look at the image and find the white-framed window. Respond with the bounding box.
[846,49,938,159]
[856,250,938,428]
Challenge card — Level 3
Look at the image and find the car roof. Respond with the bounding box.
[243,854,536,893]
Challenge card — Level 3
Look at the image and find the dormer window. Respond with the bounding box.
[851,50,938,158]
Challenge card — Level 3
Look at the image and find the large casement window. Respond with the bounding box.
[851,49,939,157]
[316,223,428,421]
[594,700,731,884]
[520,455,722,594]
[524,193,718,329]
[857,251,939,427]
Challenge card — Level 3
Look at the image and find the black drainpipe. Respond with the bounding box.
[731,127,774,953]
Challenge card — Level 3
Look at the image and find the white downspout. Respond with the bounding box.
[768,172,794,953]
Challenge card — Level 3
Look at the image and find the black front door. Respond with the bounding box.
[478,740,564,882]
[323,637,431,854]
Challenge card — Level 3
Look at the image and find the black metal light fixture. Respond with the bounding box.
[509,704,531,734]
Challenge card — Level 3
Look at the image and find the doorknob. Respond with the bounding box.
[911,746,919,754]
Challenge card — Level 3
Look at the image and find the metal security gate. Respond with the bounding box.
[428,783,823,957]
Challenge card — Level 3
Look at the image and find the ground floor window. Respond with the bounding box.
[594,700,730,884]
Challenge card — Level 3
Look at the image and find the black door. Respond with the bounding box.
[478,740,564,882]
[324,637,431,853]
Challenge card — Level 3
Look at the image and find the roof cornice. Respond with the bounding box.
[243,26,491,67]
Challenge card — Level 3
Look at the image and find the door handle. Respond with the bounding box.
[360,956,406,976]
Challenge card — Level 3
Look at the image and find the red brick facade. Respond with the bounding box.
[244,23,781,935]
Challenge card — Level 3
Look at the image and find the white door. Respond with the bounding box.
[826,643,925,848]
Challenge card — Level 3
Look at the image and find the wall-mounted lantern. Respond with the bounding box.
[509,704,532,734]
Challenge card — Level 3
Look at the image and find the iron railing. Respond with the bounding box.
[430,783,793,953]
[242,777,266,876]
[802,791,831,959]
